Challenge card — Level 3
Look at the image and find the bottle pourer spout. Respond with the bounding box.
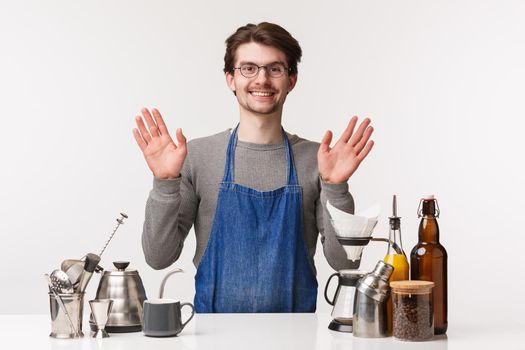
[393,194,397,217]
[389,195,401,230]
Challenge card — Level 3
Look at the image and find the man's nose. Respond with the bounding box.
[254,66,270,82]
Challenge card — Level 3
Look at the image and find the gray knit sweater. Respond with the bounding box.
[141,129,359,273]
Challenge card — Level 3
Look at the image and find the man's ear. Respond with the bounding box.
[225,72,236,95]
[288,73,298,93]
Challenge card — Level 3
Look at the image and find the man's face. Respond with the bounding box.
[226,42,297,117]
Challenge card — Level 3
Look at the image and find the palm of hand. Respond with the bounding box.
[133,108,187,179]
[317,117,374,184]
[318,145,362,184]
[144,136,186,179]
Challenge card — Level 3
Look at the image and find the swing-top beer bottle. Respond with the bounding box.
[410,195,448,335]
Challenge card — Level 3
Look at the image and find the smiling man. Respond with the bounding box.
[134,22,374,313]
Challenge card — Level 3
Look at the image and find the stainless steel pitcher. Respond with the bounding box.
[90,261,147,332]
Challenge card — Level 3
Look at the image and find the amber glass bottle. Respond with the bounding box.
[410,195,448,334]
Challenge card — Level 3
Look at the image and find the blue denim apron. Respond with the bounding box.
[194,126,318,313]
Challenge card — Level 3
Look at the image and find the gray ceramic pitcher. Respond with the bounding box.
[142,269,195,337]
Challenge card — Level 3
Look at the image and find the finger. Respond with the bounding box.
[349,117,371,147]
[336,116,358,146]
[319,130,333,154]
[353,126,374,154]
[152,108,171,138]
[357,140,374,162]
[141,108,160,138]
[135,115,152,143]
[175,128,187,149]
[132,128,147,152]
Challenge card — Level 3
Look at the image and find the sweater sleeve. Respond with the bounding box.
[316,177,361,270]
[141,156,198,270]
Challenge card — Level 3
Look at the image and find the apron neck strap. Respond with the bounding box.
[222,124,298,186]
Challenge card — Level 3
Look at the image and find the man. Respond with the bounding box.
[133,22,374,313]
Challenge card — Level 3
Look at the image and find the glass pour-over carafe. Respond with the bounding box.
[324,269,365,332]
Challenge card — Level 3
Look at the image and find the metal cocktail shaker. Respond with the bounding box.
[353,260,394,338]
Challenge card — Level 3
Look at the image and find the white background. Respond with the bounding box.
[1,0,524,326]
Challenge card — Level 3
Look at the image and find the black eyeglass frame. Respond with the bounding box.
[232,63,292,78]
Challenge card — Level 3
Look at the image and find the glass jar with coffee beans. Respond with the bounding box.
[390,280,434,341]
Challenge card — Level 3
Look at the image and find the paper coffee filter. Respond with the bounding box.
[341,245,365,262]
[356,204,381,219]
[327,201,381,261]
[327,201,380,237]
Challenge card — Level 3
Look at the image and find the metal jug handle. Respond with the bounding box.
[158,268,184,298]
[324,272,340,306]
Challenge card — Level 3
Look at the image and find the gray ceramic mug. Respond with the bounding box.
[142,299,195,337]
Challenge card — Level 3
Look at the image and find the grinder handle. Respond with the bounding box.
[85,253,101,272]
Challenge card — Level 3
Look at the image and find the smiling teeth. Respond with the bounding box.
[251,92,273,96]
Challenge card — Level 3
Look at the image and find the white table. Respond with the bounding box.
[0,313,521,349]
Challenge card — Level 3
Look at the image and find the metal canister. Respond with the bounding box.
[48,292,84,338]
[353,260,394,338]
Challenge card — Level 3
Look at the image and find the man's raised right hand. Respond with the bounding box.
[133,108,187,179]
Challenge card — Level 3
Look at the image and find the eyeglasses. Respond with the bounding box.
[233,63,291,78]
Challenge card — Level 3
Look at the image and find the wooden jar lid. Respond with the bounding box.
[390,280,434,293]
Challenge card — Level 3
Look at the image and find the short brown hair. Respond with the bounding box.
[224,22,302,75]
